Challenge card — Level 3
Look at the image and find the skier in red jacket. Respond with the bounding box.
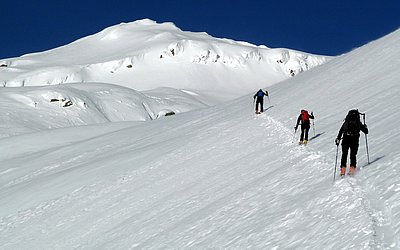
[295,110,314,144]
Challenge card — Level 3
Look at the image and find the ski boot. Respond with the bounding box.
[348,166,356,176]
[340,167,346,177]
[303,140,308,145]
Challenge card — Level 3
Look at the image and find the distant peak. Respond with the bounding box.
[130,19,180,30]
[132,18,158,25]
[102,19,178,32]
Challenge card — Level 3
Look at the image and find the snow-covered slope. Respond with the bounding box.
[0,83,209,138]
[1,24,399,249]
[0,19,328,94]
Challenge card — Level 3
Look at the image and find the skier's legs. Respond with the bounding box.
[341,141,350,167]
[300,128,305,141]
[305,127,310,141]
[349,142,359,167]
[260,100,264,112]
[256,100,263,112]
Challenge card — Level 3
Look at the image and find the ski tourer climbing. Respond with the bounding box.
[335,109,368,176]
[253,89,269,114]
[294,109,314,144]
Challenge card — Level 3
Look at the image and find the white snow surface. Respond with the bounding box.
[0,83,209,138]
[0,19,328,94]
[1,20,400,249]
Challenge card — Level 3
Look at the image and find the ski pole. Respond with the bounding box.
[292,127,297,143]
[262,97,265,112]
[267,95,271,105]
[312,119,316,136]
[361,113,370,164]
[333,144,339,182]
[311,112,315,136]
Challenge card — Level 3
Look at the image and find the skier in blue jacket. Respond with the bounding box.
[253,89,269,114]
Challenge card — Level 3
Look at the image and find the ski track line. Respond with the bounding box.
[0,111,395,249]
[263,113,394,249]
[134,114,339,248]
[283,114,396,249]
[347,178,380,249]
[346,177,397,249]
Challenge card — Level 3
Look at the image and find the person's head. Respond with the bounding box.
[347,109,360,121]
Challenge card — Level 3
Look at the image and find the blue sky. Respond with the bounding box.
[1,0,399,59]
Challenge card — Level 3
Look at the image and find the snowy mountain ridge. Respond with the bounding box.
[0,19,328,91]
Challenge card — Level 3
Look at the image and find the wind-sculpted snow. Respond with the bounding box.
[0,19,328,90]
[0,83,208,138]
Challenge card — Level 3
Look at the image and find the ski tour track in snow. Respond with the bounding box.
[0,109,395,249]
[254,113,391,249]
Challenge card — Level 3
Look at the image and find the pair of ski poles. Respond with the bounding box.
[253,94,271,113]
[333,112,370,182]
[291,117,315,143]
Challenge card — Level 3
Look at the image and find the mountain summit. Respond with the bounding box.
[0,19,328,94]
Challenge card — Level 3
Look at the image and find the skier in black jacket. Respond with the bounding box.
[335,109,368,176]
[253,89,269,114]
[295,109,314,144]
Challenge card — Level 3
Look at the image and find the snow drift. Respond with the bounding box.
[0,83,208,138]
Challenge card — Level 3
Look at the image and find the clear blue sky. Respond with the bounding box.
[1,0,399,58]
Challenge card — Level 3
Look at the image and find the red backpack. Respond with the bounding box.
[301,110,309,123]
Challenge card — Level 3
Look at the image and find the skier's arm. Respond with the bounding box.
[264,90,269,96]
[295,115,301,129]
[337,123,345,140]
[335,123,345,145]
[360,122,368,134]
[309,112,315,119]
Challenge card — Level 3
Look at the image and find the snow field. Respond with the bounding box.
[0,104,394,249]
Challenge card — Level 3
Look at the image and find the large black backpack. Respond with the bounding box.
[343,109,361,136]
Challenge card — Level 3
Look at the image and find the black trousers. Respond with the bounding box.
[300,124,310,141]
[341,137,359,167]
[255,99,264,112]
